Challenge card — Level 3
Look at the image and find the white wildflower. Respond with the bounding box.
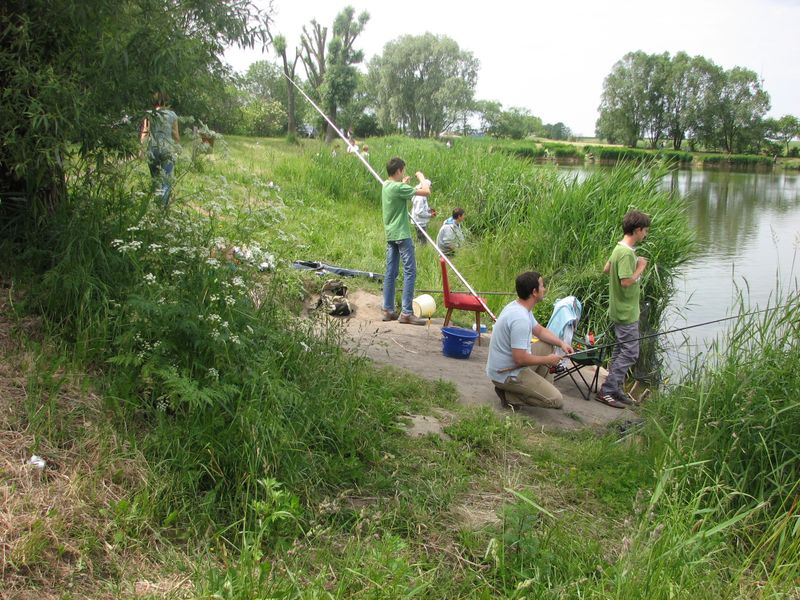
[208,367,219,379]
[225,295,235,306]
[232,276,245,288]
[144,273,156,285]
[230,335,241,345]
[206,258,220,266]
[209,294,219,302]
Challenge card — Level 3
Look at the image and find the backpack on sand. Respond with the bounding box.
[317,279,352,316]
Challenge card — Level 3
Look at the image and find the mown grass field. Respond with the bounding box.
[1,134,797,598]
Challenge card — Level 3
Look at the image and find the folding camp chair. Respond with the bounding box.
[546,296,605,401]
[553,343,607,401]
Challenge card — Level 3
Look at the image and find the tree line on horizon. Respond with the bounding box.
[210,11,573,143]
[596,50,799,156]
[4,0,799,225]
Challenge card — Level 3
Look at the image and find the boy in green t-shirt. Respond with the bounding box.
[597,210,651,408]
[381,157,430,324]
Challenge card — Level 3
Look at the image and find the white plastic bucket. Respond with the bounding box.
[412,294,436,318]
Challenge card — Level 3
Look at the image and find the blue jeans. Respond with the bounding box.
[383,238,416,315]
[148,149,175,207]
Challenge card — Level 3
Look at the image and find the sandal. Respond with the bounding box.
[595,393,626,409]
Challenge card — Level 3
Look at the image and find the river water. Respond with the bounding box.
[661,169,799,375]
[561,166,800,378]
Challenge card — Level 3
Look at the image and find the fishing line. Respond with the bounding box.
[497,302,794,374]
[571,303,794,357]
[283,72,496,320]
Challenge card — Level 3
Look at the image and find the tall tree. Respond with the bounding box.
[264,26,301,138]
[368,34,479,137]
[766,115,800,155]
[1,0,267,218]
[596,51,652,147]
[664,53,720,150]
[321,7,369,142]
[642,52,671,148]
[299,20,327,101]
[714,67,770,153]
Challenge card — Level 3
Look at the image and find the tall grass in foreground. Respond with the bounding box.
[576,289,800,597]
[10,168,437,536]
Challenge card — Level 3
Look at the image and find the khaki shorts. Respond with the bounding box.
[492,342,563,409]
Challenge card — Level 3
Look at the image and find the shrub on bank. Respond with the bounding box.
[584,146,692,164]
[16,173,415,533]
[702,153,774,167]
[540,142,579,157]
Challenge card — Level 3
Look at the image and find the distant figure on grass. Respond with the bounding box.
[596,210,651,409]
[436,207,466,256]
[382,157,430,325]
[411,178,436,244]
[140,92,180,206]
[486,271,573,409]
[361,144,370,159]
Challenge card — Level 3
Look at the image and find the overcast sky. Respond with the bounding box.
[224,0,799,136]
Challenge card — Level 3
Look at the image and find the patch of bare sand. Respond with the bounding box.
[339,290,634,431]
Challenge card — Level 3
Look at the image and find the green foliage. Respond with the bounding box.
[1,0,267,216]
[584,145,693,164]
[701,153,773,167]
[367,34,479,137]
[541,142,580,158]
[240,98,287,137]
[597,51,771,154]
[17,166,412,534]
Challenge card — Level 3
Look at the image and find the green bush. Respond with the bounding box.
[18,171,409,533]
[702,153,773,167]
[542,142,580,158]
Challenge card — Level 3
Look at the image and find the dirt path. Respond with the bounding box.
[339,290,634,431]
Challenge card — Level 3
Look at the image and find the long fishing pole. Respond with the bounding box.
[496,303,793,374]
[283,72,496,321]
[583,303,793,356]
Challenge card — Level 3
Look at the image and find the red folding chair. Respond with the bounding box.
[440,257,489,345]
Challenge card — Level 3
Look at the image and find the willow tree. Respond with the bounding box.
[368,34,479,137]
[0,0,267,222]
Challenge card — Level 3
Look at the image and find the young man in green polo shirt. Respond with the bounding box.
[382,157,430,324]
[597,210,651,408]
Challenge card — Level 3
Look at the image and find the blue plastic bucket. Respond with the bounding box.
[441,326,479,359]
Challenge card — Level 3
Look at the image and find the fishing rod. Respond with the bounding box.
[581,303,794,356]
[283,72,496,321]
[496,303,794,374]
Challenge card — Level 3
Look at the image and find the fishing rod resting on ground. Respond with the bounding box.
[282,72,496,321]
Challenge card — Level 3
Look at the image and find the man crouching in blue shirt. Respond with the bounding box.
[486,271,573,409]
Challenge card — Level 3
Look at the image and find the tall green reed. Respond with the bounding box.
[639,289,800,590]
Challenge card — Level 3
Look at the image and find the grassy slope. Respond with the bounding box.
[2,135,796,598]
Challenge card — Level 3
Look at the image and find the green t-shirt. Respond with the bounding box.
[382,180,415,241]
[608,242,640,324]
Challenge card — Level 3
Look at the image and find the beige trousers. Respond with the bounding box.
[492,342,563,409]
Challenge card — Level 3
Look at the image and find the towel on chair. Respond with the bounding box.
[546,296,583,354]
